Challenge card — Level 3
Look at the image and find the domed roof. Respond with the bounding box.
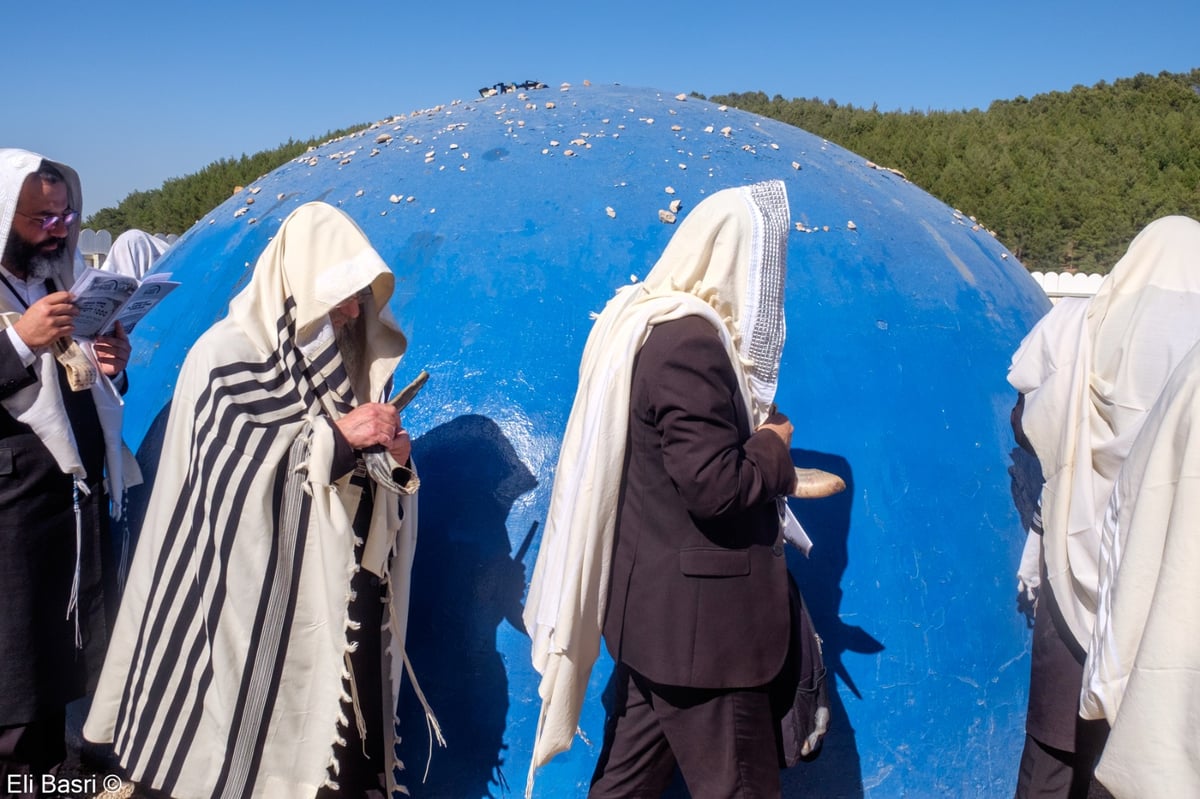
[126,82,1048,797]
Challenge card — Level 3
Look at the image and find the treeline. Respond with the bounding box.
[705,69,1200,273]
[89,71,1200,274]
[85,126,364,235]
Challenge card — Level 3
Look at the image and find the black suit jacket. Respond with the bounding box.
[0,331,109,724]
[603,316,795,689]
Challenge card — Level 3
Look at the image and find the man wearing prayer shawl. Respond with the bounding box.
[1007,215,1200,798]
[84,202,437,799]
[0,149,134,792]
[524,180,806,798]
[1080,326,1200,798]
[99,229,170,280]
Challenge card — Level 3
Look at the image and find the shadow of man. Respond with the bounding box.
[781,450,880,799]
[398,414,538,798]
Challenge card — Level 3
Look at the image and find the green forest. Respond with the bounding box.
[86,69,1200,274]
[84,125,364,236]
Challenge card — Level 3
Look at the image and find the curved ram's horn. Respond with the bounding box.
[790,467,846,499]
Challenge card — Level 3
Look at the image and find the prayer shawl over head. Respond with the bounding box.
[1008,215,1200,648]
[84,202,419,799]
[102,228,170,280]
[1008,297,1090,600]
[522,180,791,797]
[1080,337,1200,797]
[0,148,133,516]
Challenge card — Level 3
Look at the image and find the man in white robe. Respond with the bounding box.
[99,229,170,280]
[1078,224,1200,798]
[1008,215,1200,797]
[85,202,433,799]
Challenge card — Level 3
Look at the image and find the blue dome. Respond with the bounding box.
[125,83,1048,798]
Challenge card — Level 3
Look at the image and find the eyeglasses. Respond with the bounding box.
[15,209,78,231]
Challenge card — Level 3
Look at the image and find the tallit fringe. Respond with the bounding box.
[66,478,91,648]
[117,489,133,591]
[343,651,370,758]
[407,648,446,784]
[388,599,446,782]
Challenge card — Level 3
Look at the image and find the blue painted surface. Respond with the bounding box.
[122,83,1049,798]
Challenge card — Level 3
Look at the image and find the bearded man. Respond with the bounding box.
[0,149,133,792]
[85,202,434,799]
[525,180,814,798]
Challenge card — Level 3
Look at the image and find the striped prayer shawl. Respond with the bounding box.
[88,301,409,798]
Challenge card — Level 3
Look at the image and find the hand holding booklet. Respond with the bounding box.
[68,267,181,339]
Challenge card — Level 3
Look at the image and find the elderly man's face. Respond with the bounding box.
[3,175,70,278]
[329,287,372,332]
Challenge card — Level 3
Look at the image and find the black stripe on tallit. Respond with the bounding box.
[126,311,343,793]
[115,302,305,749]
[306,340,356,414]
[144,394,307,794]
[121,381,305,784]
[152,352,317,790]
[212,435,314,799]
[114,304,315,770]
[114,354,290,756]
[114,357,294,745]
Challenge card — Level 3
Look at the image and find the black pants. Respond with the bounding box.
[590,664,780,799]
[1015,581,1110,799]
[0,711,66,799]
[317,477,387,799]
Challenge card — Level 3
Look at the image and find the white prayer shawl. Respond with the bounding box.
[1007,216,1200,648]
[84,203,419,799]
[1079,338,1200,797]
[1008,297,1090,599]
[522,180,791,797]
[101,228,170,279]
[0,148,135,518]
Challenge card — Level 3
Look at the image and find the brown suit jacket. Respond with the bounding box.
[603,315,795,689]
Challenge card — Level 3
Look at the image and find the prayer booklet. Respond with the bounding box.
[69,267,181,339]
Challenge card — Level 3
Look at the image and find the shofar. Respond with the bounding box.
[790,468,846,499]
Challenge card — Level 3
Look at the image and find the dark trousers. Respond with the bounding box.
[316,478,386,799]
[1015,581,1110,799]
[0,711,66,799]
[590,664,780,799]
[1015,732,1111,799]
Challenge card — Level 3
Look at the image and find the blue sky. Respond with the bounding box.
[7,0,1197,214]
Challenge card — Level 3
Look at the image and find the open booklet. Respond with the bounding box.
[68,267,181,339]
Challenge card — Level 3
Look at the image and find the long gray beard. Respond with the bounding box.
[335,317,367,401]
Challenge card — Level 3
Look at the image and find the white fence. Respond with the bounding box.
[1029,270,1104,301]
